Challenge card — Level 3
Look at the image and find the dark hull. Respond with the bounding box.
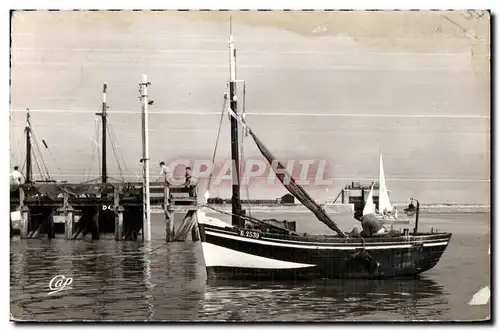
[198,216,451,281]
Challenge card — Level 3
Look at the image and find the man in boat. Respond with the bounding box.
[184,166,198,197]
[354,211,387,237]
[158,161,173,185]
[10,166,24,185]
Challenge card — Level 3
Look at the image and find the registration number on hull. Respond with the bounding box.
[239,230,260,239]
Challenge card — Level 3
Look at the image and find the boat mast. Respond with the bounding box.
[96,83,108,183]
[25,108,32,183]
[139,74,152,242]
[229,19,243,227]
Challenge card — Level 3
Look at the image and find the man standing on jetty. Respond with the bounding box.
[159,161,173,186]
[184,166,198,197]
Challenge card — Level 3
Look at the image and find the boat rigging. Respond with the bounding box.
[196,22,452,281]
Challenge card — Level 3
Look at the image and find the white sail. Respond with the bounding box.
[363,184,376,215]
[378,154,393,213]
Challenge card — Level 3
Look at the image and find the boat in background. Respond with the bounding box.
[362,183,377,215]
[361,155,411,225]
[196,27,451,281]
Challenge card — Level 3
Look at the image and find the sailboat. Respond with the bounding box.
[362,183,377,216]
[362,155,407,224]
[196,30,451,280]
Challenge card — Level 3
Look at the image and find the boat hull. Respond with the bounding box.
[197,212,451,280]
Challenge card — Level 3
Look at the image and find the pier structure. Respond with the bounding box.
[10,181,200,242]
[10,80,200,242]
[10,182,142,240]
[336,181,385,216]
[150,183,199,243]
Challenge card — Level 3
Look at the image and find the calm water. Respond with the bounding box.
[10,212,490,322]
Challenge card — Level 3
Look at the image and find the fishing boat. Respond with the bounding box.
[197,29,451,280]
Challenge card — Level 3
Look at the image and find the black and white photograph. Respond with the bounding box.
[7,8,491,322]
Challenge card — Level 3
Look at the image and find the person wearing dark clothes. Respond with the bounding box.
[184,167,197,197]
[354,212,386,237]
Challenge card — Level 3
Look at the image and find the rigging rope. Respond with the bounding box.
[84,117,99,181]
[31,148,43,181]
[239,128,252,217]
[108,128,124,181]
[206,91,229,197]
[41,139,63,175]
[28,126,51,180]
[201,204,292,234]
[238,82,251,217]
[107,117,129,179]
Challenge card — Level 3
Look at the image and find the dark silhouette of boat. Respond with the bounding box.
[197,25,451,281]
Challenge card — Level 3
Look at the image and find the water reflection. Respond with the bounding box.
[200,277,449,321]
[10,239,450,322]
[10,212,489,321]
[10,239,449,322]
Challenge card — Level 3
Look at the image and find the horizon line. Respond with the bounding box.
[9,109,489,119]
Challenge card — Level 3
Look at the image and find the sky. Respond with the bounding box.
[9,10,490,204]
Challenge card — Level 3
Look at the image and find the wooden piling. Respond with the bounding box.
[47,210,55,239]
[19,206,29,239]
[115,206,124,241]
[62,190,74,240]
[191,222,200,242]
[18,186,28,239]
[166,206,174,242]
[164,185,174,242]
[90,208,100,240]
[65,208,74,240]
[114,185,123,241]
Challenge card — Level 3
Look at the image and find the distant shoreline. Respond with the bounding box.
[151,203,490,214]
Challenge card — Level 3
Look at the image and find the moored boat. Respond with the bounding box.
[197,26,451,281]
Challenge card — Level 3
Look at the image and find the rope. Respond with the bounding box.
[239,118,252,217]
[206,92,228,193]
[31,151,43,182]
[107,127,124,181]
[106,176,128,184]
[239,81,252,217]
[84,117,100,181]
[107,117,129,180]
[25,123,49,180]
[29,128,51,180]
[242,81,248,137]
[41,139,63,174]
[201,204,292,234]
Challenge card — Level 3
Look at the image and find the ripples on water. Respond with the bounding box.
[10,213,490,322]
[10,239,448,322]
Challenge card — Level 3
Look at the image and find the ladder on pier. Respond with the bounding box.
[149,183,199,242]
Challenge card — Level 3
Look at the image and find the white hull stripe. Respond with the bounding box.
[205,230,449,250]
[203,226,449,246]
[201,242,316,269]
[422,242,450,247]
[260,233,449,246]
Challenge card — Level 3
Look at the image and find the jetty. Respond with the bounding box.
[334,181,382,216]
[9,77,199,243]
